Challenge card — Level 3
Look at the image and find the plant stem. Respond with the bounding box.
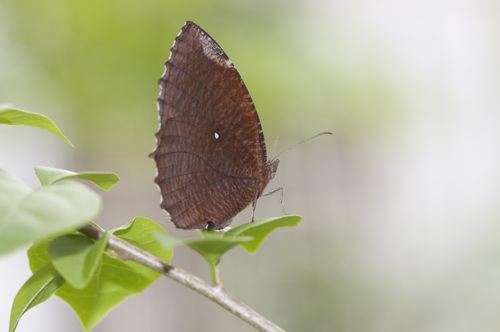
[79,223,284,332]
[209,262,221,286]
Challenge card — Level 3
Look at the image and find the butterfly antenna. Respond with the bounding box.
[273,131,333,159]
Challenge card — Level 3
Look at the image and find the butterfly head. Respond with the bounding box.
[267,158,280,180]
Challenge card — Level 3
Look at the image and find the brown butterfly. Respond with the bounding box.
[151,21,279,230]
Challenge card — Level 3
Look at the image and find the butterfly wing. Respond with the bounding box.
[152,21,269,229]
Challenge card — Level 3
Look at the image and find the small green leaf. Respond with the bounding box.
[28,236,62,272]
[155,232,251,285]
[152,232,185,251]
[187,232,252,267]
[112,218,173,263]
[49,233,109,289]
[0,108,73,146]
[35,166,119,191]
[188,234,253,285]
[0,169,101,255]
[28,217,172,331]
[226,215,302,253]
[9,264,64,332]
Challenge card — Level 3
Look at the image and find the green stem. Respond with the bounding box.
[209,262,221,286]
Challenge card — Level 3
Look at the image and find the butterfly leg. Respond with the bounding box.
[261,187,286,214]
[251,197,258,222]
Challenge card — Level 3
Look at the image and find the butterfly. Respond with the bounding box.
[151,21,279,230]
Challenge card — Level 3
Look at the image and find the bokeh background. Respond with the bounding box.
[2,0,500,331]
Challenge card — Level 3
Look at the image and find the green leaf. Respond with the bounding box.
[28,236,61,272]
[0,169,101,255]
[226,215,302,253]
[155,232,251,285]
[0,108,73,146]
[28,217,172,331]
[188,232,253,267]
[35,166,119,191]
[112,217,172,262]
[9,264,64,332]
[49,233,109,289]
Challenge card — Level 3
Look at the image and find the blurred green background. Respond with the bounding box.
[2,0,500,331]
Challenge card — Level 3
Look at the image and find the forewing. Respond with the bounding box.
[153,22,268,229]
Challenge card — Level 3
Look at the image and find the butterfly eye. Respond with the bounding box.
[213,131,220,140]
